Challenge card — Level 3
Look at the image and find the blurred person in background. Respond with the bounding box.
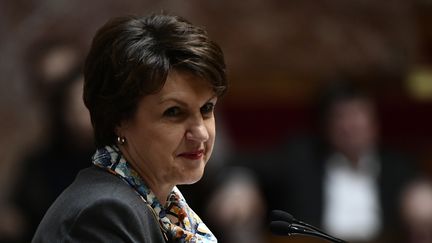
[11,38,93,243]
[32,13,227,242]
[24,38,83,100]
[13,73,94,243]
[236,79,420,243]
[312,80,418,242]
[400,178,432,243]
[205,166,266,243]
[0,83,38,243]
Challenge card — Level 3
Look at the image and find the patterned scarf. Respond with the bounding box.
[92,145,217,243]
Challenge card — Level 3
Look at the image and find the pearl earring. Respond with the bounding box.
[117,136,126,145]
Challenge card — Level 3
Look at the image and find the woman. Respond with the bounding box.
[32,13,227,243]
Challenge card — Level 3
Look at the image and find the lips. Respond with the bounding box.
[178,149,205,160]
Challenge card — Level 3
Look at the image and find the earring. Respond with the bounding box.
[117,136,126,145]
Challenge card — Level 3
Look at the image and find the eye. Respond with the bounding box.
[163,106,182,117]
[200,102,215,117]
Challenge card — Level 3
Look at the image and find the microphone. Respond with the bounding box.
[269,210,348,243]
[271,210,331,236]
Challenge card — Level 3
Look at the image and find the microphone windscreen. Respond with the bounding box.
[269,221,292,236]
[270,210,295,223]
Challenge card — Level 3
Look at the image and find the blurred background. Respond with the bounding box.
[1,0,432,242]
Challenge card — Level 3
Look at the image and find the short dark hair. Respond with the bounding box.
[83,14,227,147]
[321,81,370,113]
[314,79,373,129]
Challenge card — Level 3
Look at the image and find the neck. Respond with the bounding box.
[143,176,173,206]
[118,145,173,206]
[345,153,360,168]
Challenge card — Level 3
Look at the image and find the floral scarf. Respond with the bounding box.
[92,145,217,243]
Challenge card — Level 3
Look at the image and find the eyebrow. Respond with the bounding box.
[158,95,217,106]
[158,97,188,106]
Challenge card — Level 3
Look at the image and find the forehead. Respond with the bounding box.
[331,98,372,113]
[156,70,215,102]
[328,99,376,127]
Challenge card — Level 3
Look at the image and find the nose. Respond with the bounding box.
[185,119,209,143]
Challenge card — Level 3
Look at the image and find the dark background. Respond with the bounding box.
[1,0,432,242]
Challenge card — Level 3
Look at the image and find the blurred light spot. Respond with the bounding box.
[407,66,432,101]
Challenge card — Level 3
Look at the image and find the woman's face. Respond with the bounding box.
[117,70,217,190]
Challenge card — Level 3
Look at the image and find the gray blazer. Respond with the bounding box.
[32,166,167,243]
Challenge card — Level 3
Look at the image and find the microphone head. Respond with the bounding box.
[270,209,296,223]
[269,221,292,236]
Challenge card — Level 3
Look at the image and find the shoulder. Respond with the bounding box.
[64,195,166,242]
[32,166,167,243]
[378,148,419,178]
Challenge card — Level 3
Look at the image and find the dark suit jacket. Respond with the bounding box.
[32,166,167,243]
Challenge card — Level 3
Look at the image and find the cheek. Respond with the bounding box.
[151,124,188,153]
[206,120,216,148]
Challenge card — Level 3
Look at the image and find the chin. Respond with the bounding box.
[180,169,205,185]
